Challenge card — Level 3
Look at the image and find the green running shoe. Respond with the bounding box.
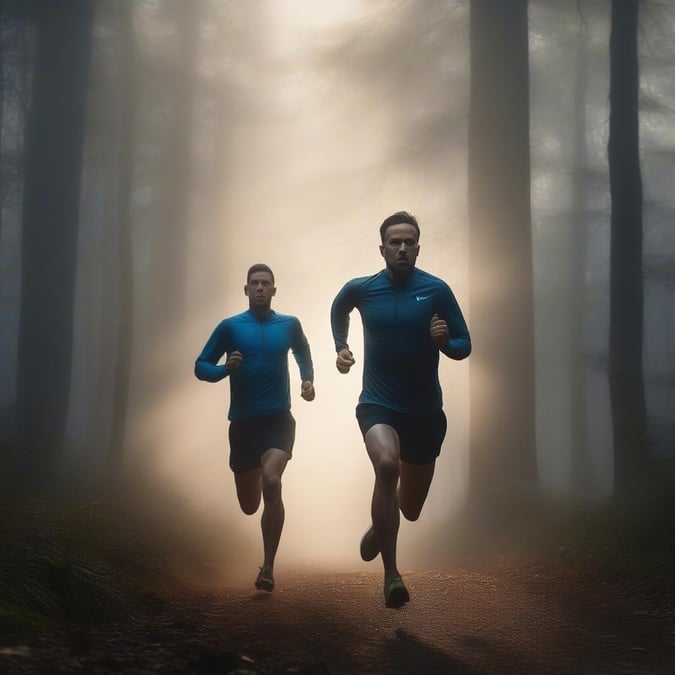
[255,565,274,592]
[384,574,410,608]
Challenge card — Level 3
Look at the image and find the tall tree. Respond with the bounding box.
[132,0,200,416]
[153,0,200,328]
[107,0,137,472]
[16,0,95,465]
[608,0,648,496]
[468,0,536,500]
[0,1,5,245]
[569,26,592,494]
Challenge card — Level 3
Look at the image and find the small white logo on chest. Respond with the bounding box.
[416,295,431,302]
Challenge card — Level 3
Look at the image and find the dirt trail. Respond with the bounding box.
[2,567,672,674]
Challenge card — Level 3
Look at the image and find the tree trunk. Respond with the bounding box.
[107,0,136,473]
[152,0,199,330]
[16,0,95,466]
[569,29,592,494]
[608,0,648,496]
[133,0,200,416]
[468,0,537,501]
[0,1,5,243]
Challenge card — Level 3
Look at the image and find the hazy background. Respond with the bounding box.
[0,0,673,575]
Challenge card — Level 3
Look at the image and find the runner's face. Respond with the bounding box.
[380,223,419,273]
[245,271,276,309]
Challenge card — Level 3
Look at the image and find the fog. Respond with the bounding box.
[123,0,471,571]
[1,0,673,575]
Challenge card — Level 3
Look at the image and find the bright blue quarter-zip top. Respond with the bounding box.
[330,268,470,413]
[195,310,314,420]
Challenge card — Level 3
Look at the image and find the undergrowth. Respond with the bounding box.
[0,478,240,638]
[444,486,675,592]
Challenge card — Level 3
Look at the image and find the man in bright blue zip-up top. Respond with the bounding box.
[195,263,315,593]
[331,212,470,608]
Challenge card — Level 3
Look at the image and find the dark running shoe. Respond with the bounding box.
[359,525,379,562]
[255,565,274,592]
[384,574,410,608]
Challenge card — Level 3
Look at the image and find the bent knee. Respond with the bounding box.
[375,456,399,484]
[262,474,282,501]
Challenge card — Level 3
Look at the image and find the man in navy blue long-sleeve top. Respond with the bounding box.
[195,263,315,592]
[331,211,470,608]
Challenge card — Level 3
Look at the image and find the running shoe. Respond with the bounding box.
[359,525,379,562]
[383,574,410,608]
[255,565,274,592]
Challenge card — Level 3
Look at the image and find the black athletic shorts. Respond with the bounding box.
[355,403,447,466]
[228,411,296,473]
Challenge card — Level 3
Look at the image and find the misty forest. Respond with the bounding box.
[0,1,673,673]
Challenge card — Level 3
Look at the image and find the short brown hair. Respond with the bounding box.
[379,211,420,242]
[247,263,275,284]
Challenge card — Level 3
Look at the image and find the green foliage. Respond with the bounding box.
[0,475,241,636]
[0,501,129,633]
[0,601,48,635]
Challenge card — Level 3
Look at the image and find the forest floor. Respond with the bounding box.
[1,560,673,674]
[0,487,673,674]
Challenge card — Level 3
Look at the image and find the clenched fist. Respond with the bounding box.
[336,348,355,374]
[226,350,243,370]
[301,381,315,401]
[430,314,448,349]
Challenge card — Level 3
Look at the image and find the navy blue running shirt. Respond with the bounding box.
[330,268,470,413]
[195,310,314,420]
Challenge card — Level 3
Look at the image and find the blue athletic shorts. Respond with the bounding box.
[355,403,447,466]
[228,411,296,473]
